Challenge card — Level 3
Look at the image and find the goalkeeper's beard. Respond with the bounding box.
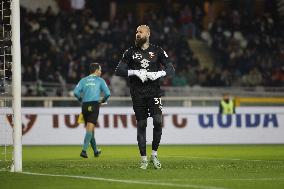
[135,37,147,48]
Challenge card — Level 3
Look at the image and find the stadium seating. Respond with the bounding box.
[20,1,284,96]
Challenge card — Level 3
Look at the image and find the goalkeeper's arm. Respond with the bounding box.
[115,49,132,77]
[115,61,128,77]
[164,61,175,77]
[159,47,175,78]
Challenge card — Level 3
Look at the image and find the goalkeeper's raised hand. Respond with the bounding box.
[147,71,166,81]
[128,69,148,83]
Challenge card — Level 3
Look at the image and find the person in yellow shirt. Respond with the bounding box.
[219,93,235,114]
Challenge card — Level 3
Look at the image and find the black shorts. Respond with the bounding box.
[82,101,100,125]
[132,96,162,121]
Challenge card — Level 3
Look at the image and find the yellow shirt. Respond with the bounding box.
[220,100,234,114]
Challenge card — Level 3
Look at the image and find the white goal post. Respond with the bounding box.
[11,0,22,172]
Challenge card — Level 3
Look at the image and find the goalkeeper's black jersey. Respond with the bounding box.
[117,44,174,98]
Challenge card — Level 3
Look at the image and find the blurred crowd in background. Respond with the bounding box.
[203,8,284,87]
[19,0,284,96]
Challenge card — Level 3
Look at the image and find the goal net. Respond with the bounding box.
[0,0,13,171]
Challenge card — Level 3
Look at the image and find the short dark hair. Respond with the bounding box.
[89,63,101,73]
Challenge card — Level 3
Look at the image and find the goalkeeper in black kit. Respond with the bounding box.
[115,25,175,169]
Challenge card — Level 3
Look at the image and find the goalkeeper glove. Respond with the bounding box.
[128,69,148,83]
[147,71,166,81]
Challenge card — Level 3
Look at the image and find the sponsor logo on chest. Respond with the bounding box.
[132,52,150,68]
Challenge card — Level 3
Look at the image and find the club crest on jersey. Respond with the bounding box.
[149,52,155,58]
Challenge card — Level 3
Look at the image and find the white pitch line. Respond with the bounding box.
[20,171,228,189]
[140,177,284,182]
[201,178,284,181]
[162,156,284,163]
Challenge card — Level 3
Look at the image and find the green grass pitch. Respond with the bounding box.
[1,145,284,189]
